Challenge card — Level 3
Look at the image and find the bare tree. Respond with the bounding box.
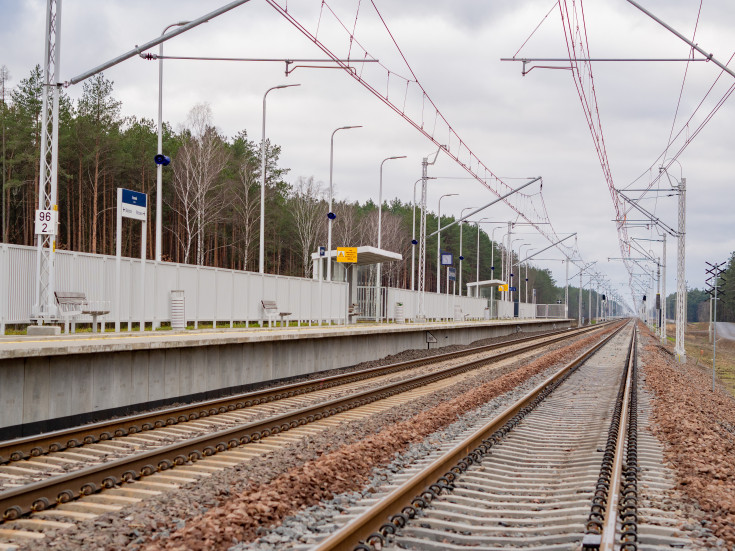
[228,132,260,271]
[380,211,410,287]
[290,176,326,277]
[168,104,229,265]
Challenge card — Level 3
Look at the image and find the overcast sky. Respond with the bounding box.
[2,0,734,308]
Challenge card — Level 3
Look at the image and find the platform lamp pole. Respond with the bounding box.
[259,83,300,274]
[458,207,473,296]
[475,219,489,287]
[327,125,361,282]
[490,226,503,316]
[155,21,189,265]
[510,238,524,304]
[437,193,457,293]
[376,155,406,321]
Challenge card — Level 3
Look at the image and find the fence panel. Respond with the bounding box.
[0,244,347,328]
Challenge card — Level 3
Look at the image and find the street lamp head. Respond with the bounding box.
[340,125,362,130]
[275,83,301,90]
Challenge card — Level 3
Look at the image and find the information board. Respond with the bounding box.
[336,247,358,263]
[121,189,147,221]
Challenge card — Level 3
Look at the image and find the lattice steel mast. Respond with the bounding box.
[674,178,686,361]
[32,0,62,324]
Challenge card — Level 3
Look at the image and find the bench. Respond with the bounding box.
[348,303,362,324]
[55,292,110,334]
[261,300,291,327]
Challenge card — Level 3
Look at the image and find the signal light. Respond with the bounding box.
[154,154,171,166]
[327,212,336,220]
[411,239,418,245]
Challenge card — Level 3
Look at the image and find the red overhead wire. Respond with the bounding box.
[513,1,560,59]
[266,0,584,263]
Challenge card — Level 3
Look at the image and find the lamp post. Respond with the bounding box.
[490,226,503,282]
[259,84,300,273]
[375,155,406,321]
[516,242,530,303]
[498,232,510,301]
[458,207,473,296]
[510,238,524,303]
[437,193,458,293]
[327,125,361,282]
[523,248,534,303]
[490,225,503,315]
[476,219,489,287]
[156,21,190,263]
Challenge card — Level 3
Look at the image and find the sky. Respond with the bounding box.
[2,0,734,310]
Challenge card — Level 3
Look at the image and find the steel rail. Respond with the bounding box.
[312,321,629,550]
[0,322,618,520]
[600,326,635,550]
[583,324,636,550]
[1,324,603,464]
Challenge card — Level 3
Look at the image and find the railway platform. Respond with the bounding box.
[0,318,570,440]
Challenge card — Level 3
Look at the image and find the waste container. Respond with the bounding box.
[170,290,186,329]
[394,303,405,324]
[484,307,490,320]
[454,305,462,321]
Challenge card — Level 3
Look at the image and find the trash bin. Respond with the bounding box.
[454,305,462,321]
[484,307,490,320]
[395,303,405,324]
[170,290,186,329]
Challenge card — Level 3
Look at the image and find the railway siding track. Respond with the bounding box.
[0,324,612,535]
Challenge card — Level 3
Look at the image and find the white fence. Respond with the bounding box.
[351,287,562,323]
[536,303,567,319]
[386,288,488,321]
[0,244,348,331]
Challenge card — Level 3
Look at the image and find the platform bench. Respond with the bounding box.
[348,303,362,324]
[261,300,291,327]
[55,291,110,334]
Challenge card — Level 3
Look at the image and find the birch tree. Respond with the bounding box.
[228,130,260,271]
[168,103,229,265]
[290,176,326,277]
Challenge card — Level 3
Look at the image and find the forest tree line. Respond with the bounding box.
[1,65,629,316]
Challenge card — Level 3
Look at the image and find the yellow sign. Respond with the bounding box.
[498,284,509,292]
[336,247,358,263]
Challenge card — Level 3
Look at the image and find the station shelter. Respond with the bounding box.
[311,246,403,321]
[465,279,508,319]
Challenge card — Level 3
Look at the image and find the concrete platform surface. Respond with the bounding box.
[0,319,565,360]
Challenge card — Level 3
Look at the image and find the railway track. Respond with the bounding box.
[0,323,613,547]
[0,324,600,467]
[309,322,693,551]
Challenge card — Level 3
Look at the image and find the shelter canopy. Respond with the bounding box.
[311,245,402,266]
